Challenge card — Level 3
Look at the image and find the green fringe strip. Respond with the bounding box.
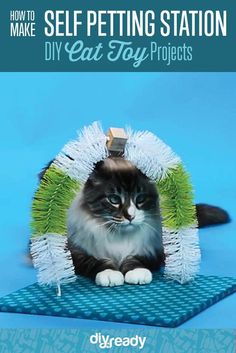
[31,166,80,237]
[158,164,197,230]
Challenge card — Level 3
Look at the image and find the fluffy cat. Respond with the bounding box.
[37,156,230,287]
[67,157,165,287]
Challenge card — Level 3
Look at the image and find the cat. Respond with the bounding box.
[67,157,165,287]
[37,156,230,287]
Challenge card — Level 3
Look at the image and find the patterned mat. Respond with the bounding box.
[0,274,235,327]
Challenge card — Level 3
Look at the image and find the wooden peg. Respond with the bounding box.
[107,127,128,153]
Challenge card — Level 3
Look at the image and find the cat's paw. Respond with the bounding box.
[125,268,152,285]
[95,269,124,287]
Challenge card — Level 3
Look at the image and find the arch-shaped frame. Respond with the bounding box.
[31,122,200,294]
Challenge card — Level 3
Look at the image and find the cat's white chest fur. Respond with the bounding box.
[67,193,162,264]
[90,227,156,264]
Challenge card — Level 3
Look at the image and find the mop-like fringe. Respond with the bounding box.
[30,234,76,286]
[158,164,197,230]
[162,226,201,284]
[31,167,80,287]
[124,129,180,181]
[157,163,200,283]
[54,121,108,183]
[31,166,80,236]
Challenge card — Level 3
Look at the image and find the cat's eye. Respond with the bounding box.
[136,194,146,205]
[107,194,121,205]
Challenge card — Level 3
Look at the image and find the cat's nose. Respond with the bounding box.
[126,203,136,222]
[127,214,135,222]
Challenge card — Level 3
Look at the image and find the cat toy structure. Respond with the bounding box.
[31,122,200,296]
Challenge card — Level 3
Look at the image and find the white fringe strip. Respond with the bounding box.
[30,234,76,288]
[162,226,201,284]
[54,122,108,183]
[124,129,180,181]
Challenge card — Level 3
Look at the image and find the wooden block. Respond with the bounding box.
[107,127,128,152]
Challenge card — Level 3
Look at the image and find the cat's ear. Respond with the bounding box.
[86,169,104,187]
[140,172,156,185]
[89,160,111,184]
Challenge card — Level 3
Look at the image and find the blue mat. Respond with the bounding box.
[0,274,235,327]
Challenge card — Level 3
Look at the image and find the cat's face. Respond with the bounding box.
[81,157,160,235]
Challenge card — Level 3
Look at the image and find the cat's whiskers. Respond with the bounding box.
[141,221,158,234]
[93,220,113,230]
[106,224,113,234]
[107,222,118,235]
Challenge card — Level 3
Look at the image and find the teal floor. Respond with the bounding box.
[0,72,235,328]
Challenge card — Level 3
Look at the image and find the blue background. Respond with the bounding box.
[0,73,235,328]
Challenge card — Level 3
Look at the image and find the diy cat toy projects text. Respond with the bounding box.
[30,123,200,296]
